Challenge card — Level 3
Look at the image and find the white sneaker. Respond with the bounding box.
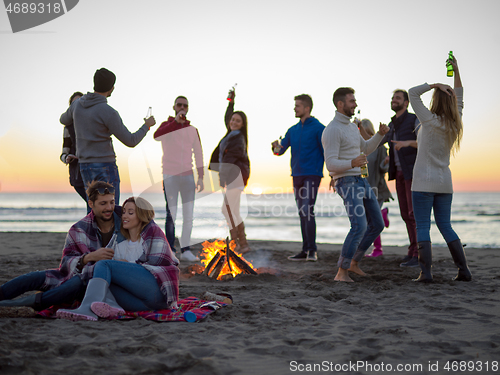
[181,250,199,262]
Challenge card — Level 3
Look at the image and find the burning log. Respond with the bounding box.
[225,237,233,273]
[227,248,257,275]
[202,251,222,276]
[200,239,257,280]
[209,255,226,279]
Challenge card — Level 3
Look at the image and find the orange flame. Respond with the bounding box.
[200,239,254,280]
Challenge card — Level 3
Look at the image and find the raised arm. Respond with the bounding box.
[448,55,462,89]
[224,101,234,132]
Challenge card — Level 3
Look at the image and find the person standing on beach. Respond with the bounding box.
[0,181,126,311]
[154,96,204,262]
[407,56,471,282]
[358,119,393,257]
[271,94,325,262]
[209,90,251,254]
[60,91,89,212]
[378,90,420,267]
[322,87,389,282]
[60,68,156,204]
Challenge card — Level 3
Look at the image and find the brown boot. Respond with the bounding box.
[237,222,251,254]
[229,227,241,252]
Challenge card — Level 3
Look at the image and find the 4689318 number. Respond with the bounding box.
[5,3,62,14]
[444,360,498,372]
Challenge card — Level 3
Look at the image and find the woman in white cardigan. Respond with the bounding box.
[407,56,471,283]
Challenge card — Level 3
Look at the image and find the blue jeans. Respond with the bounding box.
[293,176,322,254]
[93,260,168,312]
[80,162,121,209]
[163,174,196,252]
[412,191,459,244]
[335,176,385,269]
[0,272,84,310]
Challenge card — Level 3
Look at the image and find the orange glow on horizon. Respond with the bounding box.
[0,126,499,194]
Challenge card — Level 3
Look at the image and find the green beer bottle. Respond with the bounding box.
[446,51,454,77]
[360,152,368,178]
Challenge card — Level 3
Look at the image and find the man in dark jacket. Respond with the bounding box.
[272,94,325,262]
[379,89,420,267]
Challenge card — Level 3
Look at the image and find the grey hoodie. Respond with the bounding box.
[60,92,149,163]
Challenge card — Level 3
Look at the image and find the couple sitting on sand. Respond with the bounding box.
[0,181,179,321]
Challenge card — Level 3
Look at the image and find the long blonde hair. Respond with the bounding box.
[120,197,155,240]
[361,119,375,137]
[429,89,463,154]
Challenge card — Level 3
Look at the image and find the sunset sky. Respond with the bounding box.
[1,0,499,195]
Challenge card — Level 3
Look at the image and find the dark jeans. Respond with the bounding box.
[94,260,169,311]
[396,171,418,257]
[80,162,121,210]
[293,175,322,254]
[0,272,85,310]
[412,191,459,244]
[335,176,385,269]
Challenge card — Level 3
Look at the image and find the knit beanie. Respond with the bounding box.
[93,68,116,92]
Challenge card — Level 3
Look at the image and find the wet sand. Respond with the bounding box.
[1,232,499,375]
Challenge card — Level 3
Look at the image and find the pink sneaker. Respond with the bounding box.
[381,208,390,228]
[365,249,383,257]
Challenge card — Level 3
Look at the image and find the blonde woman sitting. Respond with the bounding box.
[57,197,179,321]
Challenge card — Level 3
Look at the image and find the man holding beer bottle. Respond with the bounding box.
[271,94,325,262]
[322,87,389,282]
[154,96,204,262]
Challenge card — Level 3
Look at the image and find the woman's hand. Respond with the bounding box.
[431,83,455,97]
[447,54,462,89]
[447,55,459,71]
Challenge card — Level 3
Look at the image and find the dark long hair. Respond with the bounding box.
[227,111,248,152]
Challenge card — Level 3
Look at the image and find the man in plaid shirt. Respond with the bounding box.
[0,181,125,311]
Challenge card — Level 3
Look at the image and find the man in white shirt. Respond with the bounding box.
[322,87,389,282]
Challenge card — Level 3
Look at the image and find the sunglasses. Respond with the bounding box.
[176,103,189,108]
[95,186,115,195]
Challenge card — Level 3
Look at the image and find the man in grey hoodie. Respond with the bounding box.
[60,68,156,204]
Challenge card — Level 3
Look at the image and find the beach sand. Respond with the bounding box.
[1,232,499,375]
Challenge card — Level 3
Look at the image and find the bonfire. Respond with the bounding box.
[200,239,257,280]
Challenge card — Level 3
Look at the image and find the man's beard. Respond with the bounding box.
[392,103,404,112]
[97,212,114,222]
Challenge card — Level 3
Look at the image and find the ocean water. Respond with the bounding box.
[0,192,499,249]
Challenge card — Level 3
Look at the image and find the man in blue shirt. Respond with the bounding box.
[272,94,325,261]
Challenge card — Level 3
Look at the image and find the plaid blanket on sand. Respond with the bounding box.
[37,297,227,322]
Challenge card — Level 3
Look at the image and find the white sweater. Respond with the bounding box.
[322,111,383,180]
[409,83,464,194]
